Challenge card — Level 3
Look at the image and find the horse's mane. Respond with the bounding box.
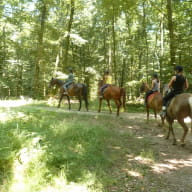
[162,84,170,96]
[56,78,65,85]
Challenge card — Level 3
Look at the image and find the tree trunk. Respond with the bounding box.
[63,0,75,71]
[112,14,117,84]
[33,0,47,97]
[167,0,175,67]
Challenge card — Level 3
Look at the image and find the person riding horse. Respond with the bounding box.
[63,68,74,95]
[161,65,189,117]
[99,70,112,98]
[145,73,160,106]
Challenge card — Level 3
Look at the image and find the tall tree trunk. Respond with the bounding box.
[63,0,75,71]
[112,14,117,84]
[33,0,46,97]
[167,0,175,67]
[0,26,6,78]
[142,0,149,81]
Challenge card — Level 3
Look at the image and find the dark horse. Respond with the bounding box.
[163,85,192,146]
[49,78,88,111]
[98,80,126,116]
[140,82,164,123]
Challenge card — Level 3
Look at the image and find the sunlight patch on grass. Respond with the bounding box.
[40,170,98,192]
[0,98,33,108]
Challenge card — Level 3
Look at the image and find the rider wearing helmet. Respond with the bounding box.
[161,65,188,116]
[145,73,160,105]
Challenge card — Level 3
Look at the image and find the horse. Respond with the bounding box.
[163,85,192,146]
[140,82,164,123]
[49,78,88,111]
[98,80,126,116]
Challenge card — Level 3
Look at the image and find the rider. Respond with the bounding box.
[145,73,160,105]
[99,70,112,98]
[161,65,188,116]
[63,68,74,95]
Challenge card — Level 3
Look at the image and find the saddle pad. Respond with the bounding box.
[147,92,158,102]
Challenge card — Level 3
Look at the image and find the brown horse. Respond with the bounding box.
[140,82,163,122]
[98,80,126,116]
[49,78,88,111]
[163,91,192,146]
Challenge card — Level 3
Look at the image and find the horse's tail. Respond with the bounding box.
[82,84,89,111]
[120,88,126,110]
[189,96,192,130]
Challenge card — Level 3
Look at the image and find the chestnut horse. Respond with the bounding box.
[163,86,192,146]
[140,82,163,122]
[49,78,88,111]
[98,80,126,116]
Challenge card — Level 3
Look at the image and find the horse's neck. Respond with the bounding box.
[145,84,150,92]
[56,79,65,86]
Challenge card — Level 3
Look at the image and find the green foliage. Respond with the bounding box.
[0,0,192,99]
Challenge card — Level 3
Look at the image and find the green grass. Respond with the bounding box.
[31,97,145,113]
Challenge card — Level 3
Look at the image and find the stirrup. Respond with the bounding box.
[160,110,166,118]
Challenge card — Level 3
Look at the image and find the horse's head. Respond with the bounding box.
[163,84,171,97]
[49,77,57,88]
[98,79,104,88]
[140,82,149,93]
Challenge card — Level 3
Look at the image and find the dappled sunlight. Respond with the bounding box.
[40,170,97,192]
[152,163,177,173]
[122,169,143,178]
[134,156,154,164]
[0,110,29,123]
[0,98,33,108]
[156,134,164,138]
[152,157,192,174]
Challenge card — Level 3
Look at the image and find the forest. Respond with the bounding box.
[0,0,192,100]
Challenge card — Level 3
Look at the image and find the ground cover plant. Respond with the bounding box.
[0,99,192,192]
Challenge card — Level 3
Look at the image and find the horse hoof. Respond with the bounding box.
[181,143,185,147]
[172,140,177,145]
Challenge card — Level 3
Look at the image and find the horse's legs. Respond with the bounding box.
[154,109,157,119]
[107,100,112,114]
[177,117,188,146]
[58,94,64,108]
[98,98,102,113]
[66,95,71,110]
[146,106,149,121]
[160,115,165,126]
[114,99,120,116]
[166,119,177,145]
[84,96,88,111]
[78,96,82,111]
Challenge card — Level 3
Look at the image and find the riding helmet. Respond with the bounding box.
[175,65,183,72]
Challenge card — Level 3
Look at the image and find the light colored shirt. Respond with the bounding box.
[104,75,112,84]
